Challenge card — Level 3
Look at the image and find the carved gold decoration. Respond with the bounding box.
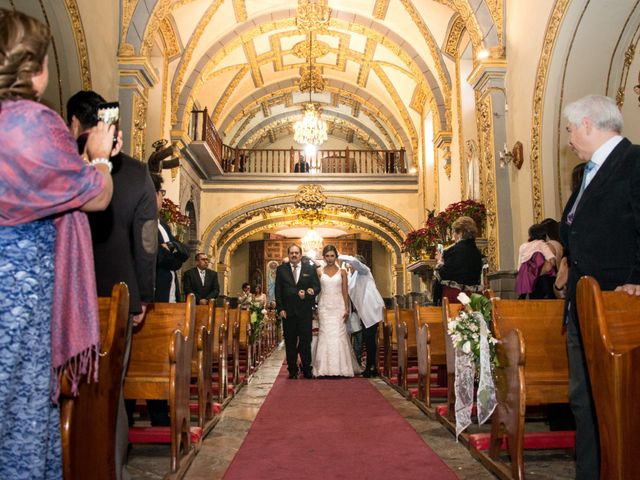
[445,15,466,58]
[614,39,638,108]
[410,87,427,115]
[212,66,249,124]
[484,0,504,47]
[456,55,466,198]
[132,94,148,163]
[373,0,390,19]
[292,39,330,59]
[233,0,247,22]
[63,0,91,90]
[357,38,376,87]
[477,94,498,271]
[298,65,326,92]
[121,0,139,52]
[296,0,331,33]
[447,0,484,51]
[159,17,181,58]
[243,40,264,88]
[529,0,570,222]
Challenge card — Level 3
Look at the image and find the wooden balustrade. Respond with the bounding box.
[191,109,407,175]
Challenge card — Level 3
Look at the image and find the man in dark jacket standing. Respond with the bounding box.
[183,252,219,305]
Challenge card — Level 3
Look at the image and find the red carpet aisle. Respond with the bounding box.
[223,364,457,479]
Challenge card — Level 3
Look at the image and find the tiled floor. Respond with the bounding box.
[126,347,575,479]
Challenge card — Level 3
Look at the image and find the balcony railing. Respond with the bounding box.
[191,109,407,175]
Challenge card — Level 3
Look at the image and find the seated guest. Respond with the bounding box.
[434,216,484,304]
[294,154,310,173]
[516,223,556,299]
[253,284,267,307]
[183,252,219,305]
[238,282,253,309]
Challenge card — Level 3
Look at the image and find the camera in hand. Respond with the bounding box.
[97,101,119,149]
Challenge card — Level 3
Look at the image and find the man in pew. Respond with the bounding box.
[67,90,158,480]
[183,252,220,305]
[560,94,640,479]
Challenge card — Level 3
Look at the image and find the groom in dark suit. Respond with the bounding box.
[183,252,220,305]
[275,244,320,379]
[560,94,640,479]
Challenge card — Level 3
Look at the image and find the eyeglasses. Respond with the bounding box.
[159,189,166,197]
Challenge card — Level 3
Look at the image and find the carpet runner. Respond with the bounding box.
[223,364,456,479]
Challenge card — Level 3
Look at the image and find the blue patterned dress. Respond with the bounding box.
[0,220,61,478]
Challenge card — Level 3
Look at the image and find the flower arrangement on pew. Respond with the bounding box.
[447,292,497,437]
[249,301,267,342]
[159,197,190,242]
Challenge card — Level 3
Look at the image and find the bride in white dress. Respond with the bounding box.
[313,245,362,377]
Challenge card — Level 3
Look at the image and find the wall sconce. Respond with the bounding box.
[499,141,524,169]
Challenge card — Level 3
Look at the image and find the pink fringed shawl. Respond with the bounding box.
[0,99,104,402]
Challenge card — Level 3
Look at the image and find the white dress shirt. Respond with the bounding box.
[158,221,177,303]
[339,255,384,328]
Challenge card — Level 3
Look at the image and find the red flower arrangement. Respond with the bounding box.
[159,197,190,241]
[443,199,486,234]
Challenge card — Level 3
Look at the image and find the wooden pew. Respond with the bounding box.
[236,308,253,378]
[192,301,220,436]
[395,305,418,395]
[124,294,198,477]
[381,306,397,380]
[577,276,640,480]
[413,304,448,415]
[212,304,229,403]
[470,298,574,480]
[226,307,242,390]
[60,283,129,480]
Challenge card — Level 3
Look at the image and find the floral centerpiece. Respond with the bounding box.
[249,301,267,342]
[447,292,497,437]
[159,197,190,242]
[402,219,440,261]
[443,199,487,236]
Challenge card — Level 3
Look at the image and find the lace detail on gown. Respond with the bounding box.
[313,270,361,377]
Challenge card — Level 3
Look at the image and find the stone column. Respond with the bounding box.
[118,55,158,161]
[467,52,515,272]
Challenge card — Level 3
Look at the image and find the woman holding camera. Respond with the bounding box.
[0,9,115,478]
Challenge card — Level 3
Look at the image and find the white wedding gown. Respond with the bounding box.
[313,269,361,377]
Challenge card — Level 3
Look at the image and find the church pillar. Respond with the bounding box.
[394,263,405,296]
[468,53,515,272]
[118,56,159,161]
[216,263,229,297]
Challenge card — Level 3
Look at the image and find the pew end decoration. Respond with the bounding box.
[447,292,497,437]
[249,301,267,342]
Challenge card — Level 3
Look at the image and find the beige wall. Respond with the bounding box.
[372,241,392,298]
[227,242,250,297]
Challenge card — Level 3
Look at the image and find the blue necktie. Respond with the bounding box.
[567,161,597,224]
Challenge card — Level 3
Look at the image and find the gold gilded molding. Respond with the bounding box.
[477,94,498,271]
[373,0,390,19]
[120,0,139,52]
[159,17,181,58]
[132,93,148,162]
[233,0,247,22]
[444,14,466,58]
[212,66,250,124]
[447,0,484,52]
[455,55,466,198]
[161,55,169,136]
[399,0,452,114]
[484,0,504,47]
[410,86,428,115]
[615,38,639,107]
[140,0,176,57]
[357,38,376,87]
[243,39,264,87]
[63,0,91,90]
[529,0,570,223]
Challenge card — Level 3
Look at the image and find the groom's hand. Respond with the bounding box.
[298,289,306,299]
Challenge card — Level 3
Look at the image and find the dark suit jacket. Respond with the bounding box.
[294,160,309,173]
[89,153,157,314]
[436,238,484,286]
[182,267,220,304]
[155,220,189,302]
[274,260,320,318]
[560,137,640,318]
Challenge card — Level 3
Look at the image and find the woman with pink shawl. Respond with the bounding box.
[0,10,114,478]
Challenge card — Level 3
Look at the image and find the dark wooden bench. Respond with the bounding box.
[412,304,448,415]
[470,298,573,480]
[577,276,640,480]
[213,304,230,403]
[381,307,397,380]
[124,294,197,476]
[60,283,129,480]
[395,305,418,395]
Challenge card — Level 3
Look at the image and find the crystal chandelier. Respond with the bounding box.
[294,103,327,146]
[301,228,324,259]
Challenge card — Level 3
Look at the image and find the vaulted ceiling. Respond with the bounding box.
[142,0,502,161]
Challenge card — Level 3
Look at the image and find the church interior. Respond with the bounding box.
[3,0,640,478]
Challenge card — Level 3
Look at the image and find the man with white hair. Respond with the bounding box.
[560,94,640,479]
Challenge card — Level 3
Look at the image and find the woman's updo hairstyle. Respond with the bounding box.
[322,244,338,257]
[0,9,50,102]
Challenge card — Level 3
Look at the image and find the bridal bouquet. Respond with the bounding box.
[249,301,267,342]
[447,292,497,438]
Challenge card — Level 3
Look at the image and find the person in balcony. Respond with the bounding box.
[294,154,310,173]
[434,216,484,304]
